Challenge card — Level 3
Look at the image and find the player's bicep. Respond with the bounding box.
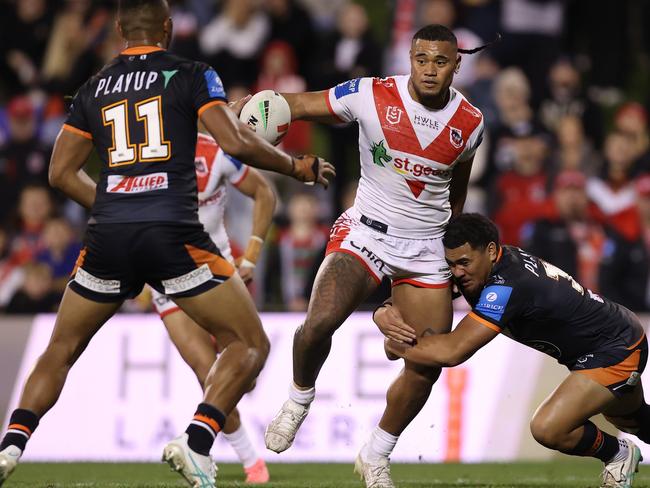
[49,127,94,183]
[281,91,342,124]
[199,103,249,155]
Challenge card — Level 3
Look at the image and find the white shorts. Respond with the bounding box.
[151,239,233,318]
[325,208,451,287]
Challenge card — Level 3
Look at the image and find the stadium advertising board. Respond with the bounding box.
[1,313,649,462]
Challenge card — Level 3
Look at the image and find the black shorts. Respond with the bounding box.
[570,335,648,397]
[68,223,235,303]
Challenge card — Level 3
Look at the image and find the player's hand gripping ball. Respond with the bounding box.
[239,90,291,145]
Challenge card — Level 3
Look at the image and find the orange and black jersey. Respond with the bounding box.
[467,246,645,368]
[63,46,227,224]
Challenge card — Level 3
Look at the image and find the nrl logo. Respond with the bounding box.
[386,106,403,125]
[370,140,392,167]
[449,126,464,148]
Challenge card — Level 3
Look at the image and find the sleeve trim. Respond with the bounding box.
[324,90,346,123]
[469,311,502,333]
[232,165,250,187]
[62,124,92,140]
[198,99,226,117]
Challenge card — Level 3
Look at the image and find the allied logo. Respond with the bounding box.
[107,172,168,193]
[461,105,481,118]
[370,140,392,167]
[449,127,464,148]
[386,106,403,125]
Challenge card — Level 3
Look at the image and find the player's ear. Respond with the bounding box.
[487,242,498,261]
[163,17,173,48]
[454,55,462,74]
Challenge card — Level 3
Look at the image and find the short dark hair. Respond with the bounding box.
[118,0,168,35]
[412,24,457,45]
[413,24,502,55]
[443,213,500,251]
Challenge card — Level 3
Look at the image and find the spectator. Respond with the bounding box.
[35,218,82,293]
[315,2,382,214]
[551,114,602,179]
[539,58,605,149]
[525,170,605,291]
[0,0,53,96]
[0,95,51,223]
[5,262,59,314]
[278,193,329,311]
[587,131,639,241]
[599,174,650,311]
[199,0,270,87]
[613,102,650,176]
[41,0,111,96]
[493,134,551,246]
[7,184,52,266]
[265,0,317,87]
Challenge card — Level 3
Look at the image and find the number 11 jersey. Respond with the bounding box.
[63,46,227,225]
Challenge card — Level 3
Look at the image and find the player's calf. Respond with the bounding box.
[607,403,650,444]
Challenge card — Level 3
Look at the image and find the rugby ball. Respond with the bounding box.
[239,90,291,145]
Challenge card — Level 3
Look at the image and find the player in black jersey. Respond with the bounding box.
[376,214,648,488]
[0,1,334,487]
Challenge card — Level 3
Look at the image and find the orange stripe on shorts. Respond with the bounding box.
[185,244,235,278]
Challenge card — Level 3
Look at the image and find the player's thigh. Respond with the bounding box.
[173,273,266,349]
[391,283,452,335]
[163,309,217,372]
[48,287,122,363]
[533,372,617,433]
[306,251,379,330]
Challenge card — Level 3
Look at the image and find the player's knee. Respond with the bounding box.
[406,362,442,384]
[529,416,568,450]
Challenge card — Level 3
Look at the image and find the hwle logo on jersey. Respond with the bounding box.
[385,106,403,125]
[413,114,441,130]
[475,285,513,321]
[107,172,168,193]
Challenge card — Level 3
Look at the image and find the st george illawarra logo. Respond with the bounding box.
[449,126,463,148]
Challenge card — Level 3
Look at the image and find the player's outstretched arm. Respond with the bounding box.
[49,128,96,209]
[233,168,276,283]
[385,313,498,367]
[449,156,474,217]
[200,103,335,187]
[281,91,343,124]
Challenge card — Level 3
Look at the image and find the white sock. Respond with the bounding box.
[363,427,399,463]
[289,382,315,406]
[608,439,630,464]
[223,424,259,468]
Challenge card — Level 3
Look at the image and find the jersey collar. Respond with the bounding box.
[120,46,165,56]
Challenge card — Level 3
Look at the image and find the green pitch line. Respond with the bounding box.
[7,461,650,487]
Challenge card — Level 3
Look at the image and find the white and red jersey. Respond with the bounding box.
[194,132,249,257]
[326,75,484,239]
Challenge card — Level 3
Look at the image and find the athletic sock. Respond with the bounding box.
[607,439,630,464]
[223,424,259,468]
[185,403,226,456]
[363,427,399,463]
[563,421,619,463]
[289,382,315,406]
[0,409,39,452]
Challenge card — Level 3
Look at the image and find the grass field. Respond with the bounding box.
[5,461,650,487]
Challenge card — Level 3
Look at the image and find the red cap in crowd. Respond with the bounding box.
[7,96,34,120]
[555,170,586,190]
[636,174,650,197]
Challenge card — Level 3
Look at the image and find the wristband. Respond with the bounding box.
[239,258,256,269]
[372,300,392,322]
[243,236,263,264]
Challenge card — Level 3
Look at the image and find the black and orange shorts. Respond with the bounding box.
[571,335,648,397]
[69,223,235,303]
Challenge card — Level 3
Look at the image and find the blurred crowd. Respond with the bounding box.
[0,0,649,314]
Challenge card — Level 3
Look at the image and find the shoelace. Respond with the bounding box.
[274,407,305,433]
[367,463,394,488]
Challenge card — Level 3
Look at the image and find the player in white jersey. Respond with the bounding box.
[264,25,487,487]
[151,132,275,483]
